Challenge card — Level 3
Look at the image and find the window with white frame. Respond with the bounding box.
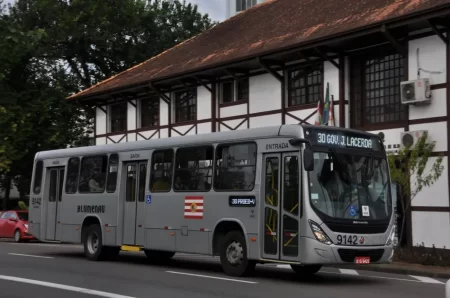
[139,95,159,129]
[220,78,249,105]
[236,0,257,12]
[109,102,127,133]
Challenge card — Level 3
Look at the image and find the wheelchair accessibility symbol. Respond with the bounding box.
[349,205,357,217]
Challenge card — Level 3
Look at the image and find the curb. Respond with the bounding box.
[327,264,450,279]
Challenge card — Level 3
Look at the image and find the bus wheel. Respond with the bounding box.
[83,224,107,261]
[219,231,255,277]
[290,264,322,276]
[144,250,175,263]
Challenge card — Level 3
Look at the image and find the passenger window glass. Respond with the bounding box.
[265,157,279,206]
[174,146,213,191]
[150,150,173,192]
[106,154,119,193]
[9,212,17,220]
[283,156,299,215]
[65,158,80,194]
[214,143,256,191]
[138,164,147,202]
[33,160,43,194]
[1,212,10,219]
[78,155,107,193]
[49,170,58,202]
[126,165,137,202]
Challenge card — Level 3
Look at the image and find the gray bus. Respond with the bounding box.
[28,124,396,277]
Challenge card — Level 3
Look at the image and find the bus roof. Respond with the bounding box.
[35,124,381,160]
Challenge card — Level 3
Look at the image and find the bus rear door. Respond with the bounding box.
[122,161,147,246]
[45,166,65,241]
[261,152,301,262]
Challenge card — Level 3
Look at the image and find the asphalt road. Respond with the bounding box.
[0,240,447,298]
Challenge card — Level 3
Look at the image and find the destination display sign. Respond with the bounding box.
[305,128,382,151]
[229,196,256,207]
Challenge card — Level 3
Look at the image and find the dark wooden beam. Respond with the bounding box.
[194,75,212,93]
[381,24,407,56]
[314,47,340,69]
[257,57,284,83]
[224,68,247,82]
[428,19,449,45]
[149,83,170,104]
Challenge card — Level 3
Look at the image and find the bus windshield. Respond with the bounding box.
[308,150,391,221]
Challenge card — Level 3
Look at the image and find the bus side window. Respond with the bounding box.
[65,157,80,194]
[150,150,173,192]
[214,143,256,191]
[33,160,44,194]
[106,154,119,193]
[78,155,108,193]
[174,146,213,192]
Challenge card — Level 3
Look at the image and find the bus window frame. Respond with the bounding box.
[149,148,175,193]
[212,141,258,193]
[77,154,108,194]
[173,145,214,193]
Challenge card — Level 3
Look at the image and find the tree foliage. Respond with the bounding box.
[0,0,215,207]
[386,132,444,246]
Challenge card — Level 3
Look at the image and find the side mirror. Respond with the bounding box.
[303,146,314,171]
[9,218,16,222]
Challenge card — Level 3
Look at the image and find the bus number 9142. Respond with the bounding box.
[336,234,360,245]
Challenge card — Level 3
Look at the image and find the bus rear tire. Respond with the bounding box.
[290,264,322,276]
[219,231,256,277]
[83,224,108,261]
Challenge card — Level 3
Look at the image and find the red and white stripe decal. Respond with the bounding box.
[184,196,204,219]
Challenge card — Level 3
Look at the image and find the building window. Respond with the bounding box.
[174,146,213,192]
[287,64,323,107]
[220,78,249,104]
[109,102,127,132]
[140,95,159,128]
[351,51,406,128]
[174,88,197,123]
[236,0,257,12]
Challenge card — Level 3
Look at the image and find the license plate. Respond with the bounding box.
[355,256,370,264]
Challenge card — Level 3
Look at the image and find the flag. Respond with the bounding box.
[328,95,335,126]
[322,82,330,126]
[314,98,323,125]
[184,196,204,219]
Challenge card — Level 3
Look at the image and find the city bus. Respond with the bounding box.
[28,124,396,277]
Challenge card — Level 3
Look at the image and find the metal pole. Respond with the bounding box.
[446,279,450,298]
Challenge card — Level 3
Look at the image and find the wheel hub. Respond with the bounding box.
[87,232,99,254]
[226,241,243,266]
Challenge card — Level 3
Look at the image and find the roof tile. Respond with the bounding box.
[69,0,450,100]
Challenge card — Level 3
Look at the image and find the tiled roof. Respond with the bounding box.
[69,0,450,100]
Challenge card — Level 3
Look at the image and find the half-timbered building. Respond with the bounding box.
[68,0,450,249]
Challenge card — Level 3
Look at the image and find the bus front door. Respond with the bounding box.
[261,153,301,262]
[123,161,147,246]
[45,167,65,241]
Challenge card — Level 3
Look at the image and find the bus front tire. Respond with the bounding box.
[83,224,109,261]
[290,264,322,276]
[219,231,256,277]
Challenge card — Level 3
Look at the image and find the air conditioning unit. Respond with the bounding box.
[400,78,432,105]
[400,130,428,149]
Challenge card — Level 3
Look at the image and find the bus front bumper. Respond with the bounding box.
[302,236,394,265]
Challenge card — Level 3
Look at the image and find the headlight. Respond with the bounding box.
[385,225,396,246]
[309,220,332,245]
[24,224,28,229]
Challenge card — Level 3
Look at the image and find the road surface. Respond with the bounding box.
[0,240,446,298]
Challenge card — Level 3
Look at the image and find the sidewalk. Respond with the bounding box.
[328,262,450,279]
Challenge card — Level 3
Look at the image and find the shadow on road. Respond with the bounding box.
[46,250,382,286]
